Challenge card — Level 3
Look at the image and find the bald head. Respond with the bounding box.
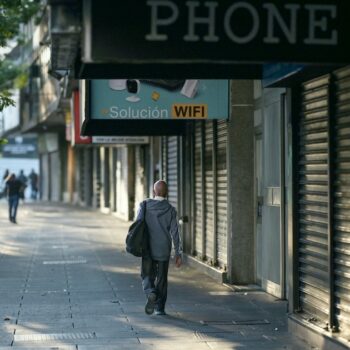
[153,180,168,197]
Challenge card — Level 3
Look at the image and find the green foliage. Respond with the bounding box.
[0,0,42,111]
[0,0,42,47]
[0,90,15,111]
[0,60,22,88]
[0,60,23,111]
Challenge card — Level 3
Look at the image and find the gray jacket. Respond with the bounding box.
[137,198,182,261]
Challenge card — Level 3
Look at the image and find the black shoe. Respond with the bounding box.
[145,292,157,315]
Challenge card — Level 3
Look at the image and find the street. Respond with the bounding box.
[0,202,310,350]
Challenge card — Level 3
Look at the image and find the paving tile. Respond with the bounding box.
[0,202,310,350]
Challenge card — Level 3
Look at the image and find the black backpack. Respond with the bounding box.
[125,201,148,257]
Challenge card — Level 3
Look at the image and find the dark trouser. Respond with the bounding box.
[141,255,169,311]
[9,195,19,220]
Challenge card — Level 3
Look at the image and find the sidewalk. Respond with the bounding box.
[0,201,311,349]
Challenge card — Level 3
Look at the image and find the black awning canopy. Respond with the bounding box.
[81,119,189,136]
[75,61,263,80]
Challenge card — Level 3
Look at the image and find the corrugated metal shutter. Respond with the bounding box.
[94,148,101,208]
[167,136,178,210]
[217,120,228,268]
[103,148,110,208]
[161,137,167,181]
[194,123,203,257]
[205,122,214,262]
[134,146,146,213]
[298,74,330,325]
[334,67,350,334]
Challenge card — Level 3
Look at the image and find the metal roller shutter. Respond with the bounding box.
[194,123,203,257]
[94,148,101,209]
[216,120,228,268]
[205,122,214,262]
[161,137,167,181]
[334,67,350,334]
[103,148,110,208]
[167,136,178,210]
[134,146,145,212]
[298,75,330,325]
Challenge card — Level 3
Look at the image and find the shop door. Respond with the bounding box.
[254,85,284,297]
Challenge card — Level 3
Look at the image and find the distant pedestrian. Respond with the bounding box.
[28,169,39,200]
[17,170,27,200]
[136,180,182,316]
[5,173,23,224]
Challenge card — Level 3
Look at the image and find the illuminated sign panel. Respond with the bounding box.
[89,80,229,120]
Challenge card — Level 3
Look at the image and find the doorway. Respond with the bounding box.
[254,82,285,298]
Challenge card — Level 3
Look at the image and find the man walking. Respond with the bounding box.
[136,180,182,316]
[5,173,23,223]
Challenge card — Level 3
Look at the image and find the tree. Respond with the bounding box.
[0,0,41,111]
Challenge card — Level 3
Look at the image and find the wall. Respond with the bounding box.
[227,80,255,284]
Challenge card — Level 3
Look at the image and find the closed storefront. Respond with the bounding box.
[194,123,203,258]
[193,120,228,270]
[134,145,148,215]
[333,67,350,336]
[216,120,228,268]
[297,74,330,326]
[115,146,135,221]
[116,147,127,218]
[295,66,350,339]
[92,147,101,209]
[162,136,180,211]
[166,136,179,210]
[204,122,214,264]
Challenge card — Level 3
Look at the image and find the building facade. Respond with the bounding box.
[1,1,348,348]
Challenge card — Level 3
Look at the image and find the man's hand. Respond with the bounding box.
[175,256,182,268]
